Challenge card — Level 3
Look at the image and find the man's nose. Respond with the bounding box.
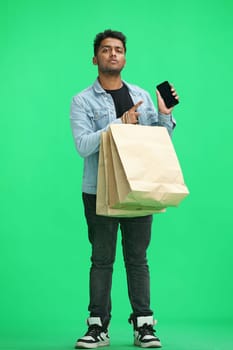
[110,48,117,56]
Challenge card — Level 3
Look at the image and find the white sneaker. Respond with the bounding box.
[75,317,110,349]
[132,316,162,348]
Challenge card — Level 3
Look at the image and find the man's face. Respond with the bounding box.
[93,37,126,75]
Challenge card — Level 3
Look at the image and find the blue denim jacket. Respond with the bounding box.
[70,79,176,194]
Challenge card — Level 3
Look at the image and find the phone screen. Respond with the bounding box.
[156,81,179,108]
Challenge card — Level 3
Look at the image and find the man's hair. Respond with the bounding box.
[93,29,126,56]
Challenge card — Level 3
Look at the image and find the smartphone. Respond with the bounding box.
[156,81,179,108]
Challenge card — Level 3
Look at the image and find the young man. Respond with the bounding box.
[70,29,179,348]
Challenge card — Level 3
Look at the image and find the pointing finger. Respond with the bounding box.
[130,100,144,111]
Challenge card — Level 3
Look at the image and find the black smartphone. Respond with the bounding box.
[156,81,179,108]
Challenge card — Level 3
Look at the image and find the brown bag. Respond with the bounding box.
[106,124,189,211]
[96,131,162,217]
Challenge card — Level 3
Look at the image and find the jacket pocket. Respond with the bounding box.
[89,109,109,130]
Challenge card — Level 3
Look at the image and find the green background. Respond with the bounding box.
[1,0,233,349]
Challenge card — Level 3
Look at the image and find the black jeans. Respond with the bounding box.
[82,193,154,325]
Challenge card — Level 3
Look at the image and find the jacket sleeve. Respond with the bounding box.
[144,91,176,137]
[157,112,176,137]
[70,95,121,158]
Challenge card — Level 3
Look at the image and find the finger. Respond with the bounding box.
[171,90,179,98]
[130,100,143,111]
[156,89,163,100]
[133,117,139,124]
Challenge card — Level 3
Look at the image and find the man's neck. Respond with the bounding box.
[98,74,123,90]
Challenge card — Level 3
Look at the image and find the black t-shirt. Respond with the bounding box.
[105,84,134,118]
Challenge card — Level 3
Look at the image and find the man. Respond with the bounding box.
[70,29,179,349]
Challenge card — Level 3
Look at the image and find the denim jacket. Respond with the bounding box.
[70,78,176,194]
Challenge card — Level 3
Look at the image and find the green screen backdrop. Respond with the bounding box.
[1,0,233,349]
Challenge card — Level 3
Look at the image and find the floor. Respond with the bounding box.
[1,322,233,350]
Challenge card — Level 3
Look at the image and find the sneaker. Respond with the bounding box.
[75,317,110,349]
[131,316,162,348]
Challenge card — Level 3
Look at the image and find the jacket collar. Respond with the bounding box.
[92,78,139,97]
[93,78,105,93]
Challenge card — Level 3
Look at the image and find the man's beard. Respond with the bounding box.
[99,65,124,76]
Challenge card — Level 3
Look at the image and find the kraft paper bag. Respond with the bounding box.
[96,131,163,217]
[108,124,189,210]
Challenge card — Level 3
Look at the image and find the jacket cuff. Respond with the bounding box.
[158,112,176,128]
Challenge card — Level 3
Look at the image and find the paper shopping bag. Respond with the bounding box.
[96,131,164,217]
[108,124,189,210]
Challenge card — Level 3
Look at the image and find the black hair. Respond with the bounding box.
[93,29,126,56]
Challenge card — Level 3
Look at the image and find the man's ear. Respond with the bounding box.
[93,56,97,65]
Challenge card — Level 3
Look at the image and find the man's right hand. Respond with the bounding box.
[121,101,143,124]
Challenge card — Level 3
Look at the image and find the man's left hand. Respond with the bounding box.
[156,85,179,115]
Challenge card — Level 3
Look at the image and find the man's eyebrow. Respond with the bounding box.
[100,45,124,49]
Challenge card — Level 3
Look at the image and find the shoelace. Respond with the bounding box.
[138,323,156,337]
[85,325,103,340]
